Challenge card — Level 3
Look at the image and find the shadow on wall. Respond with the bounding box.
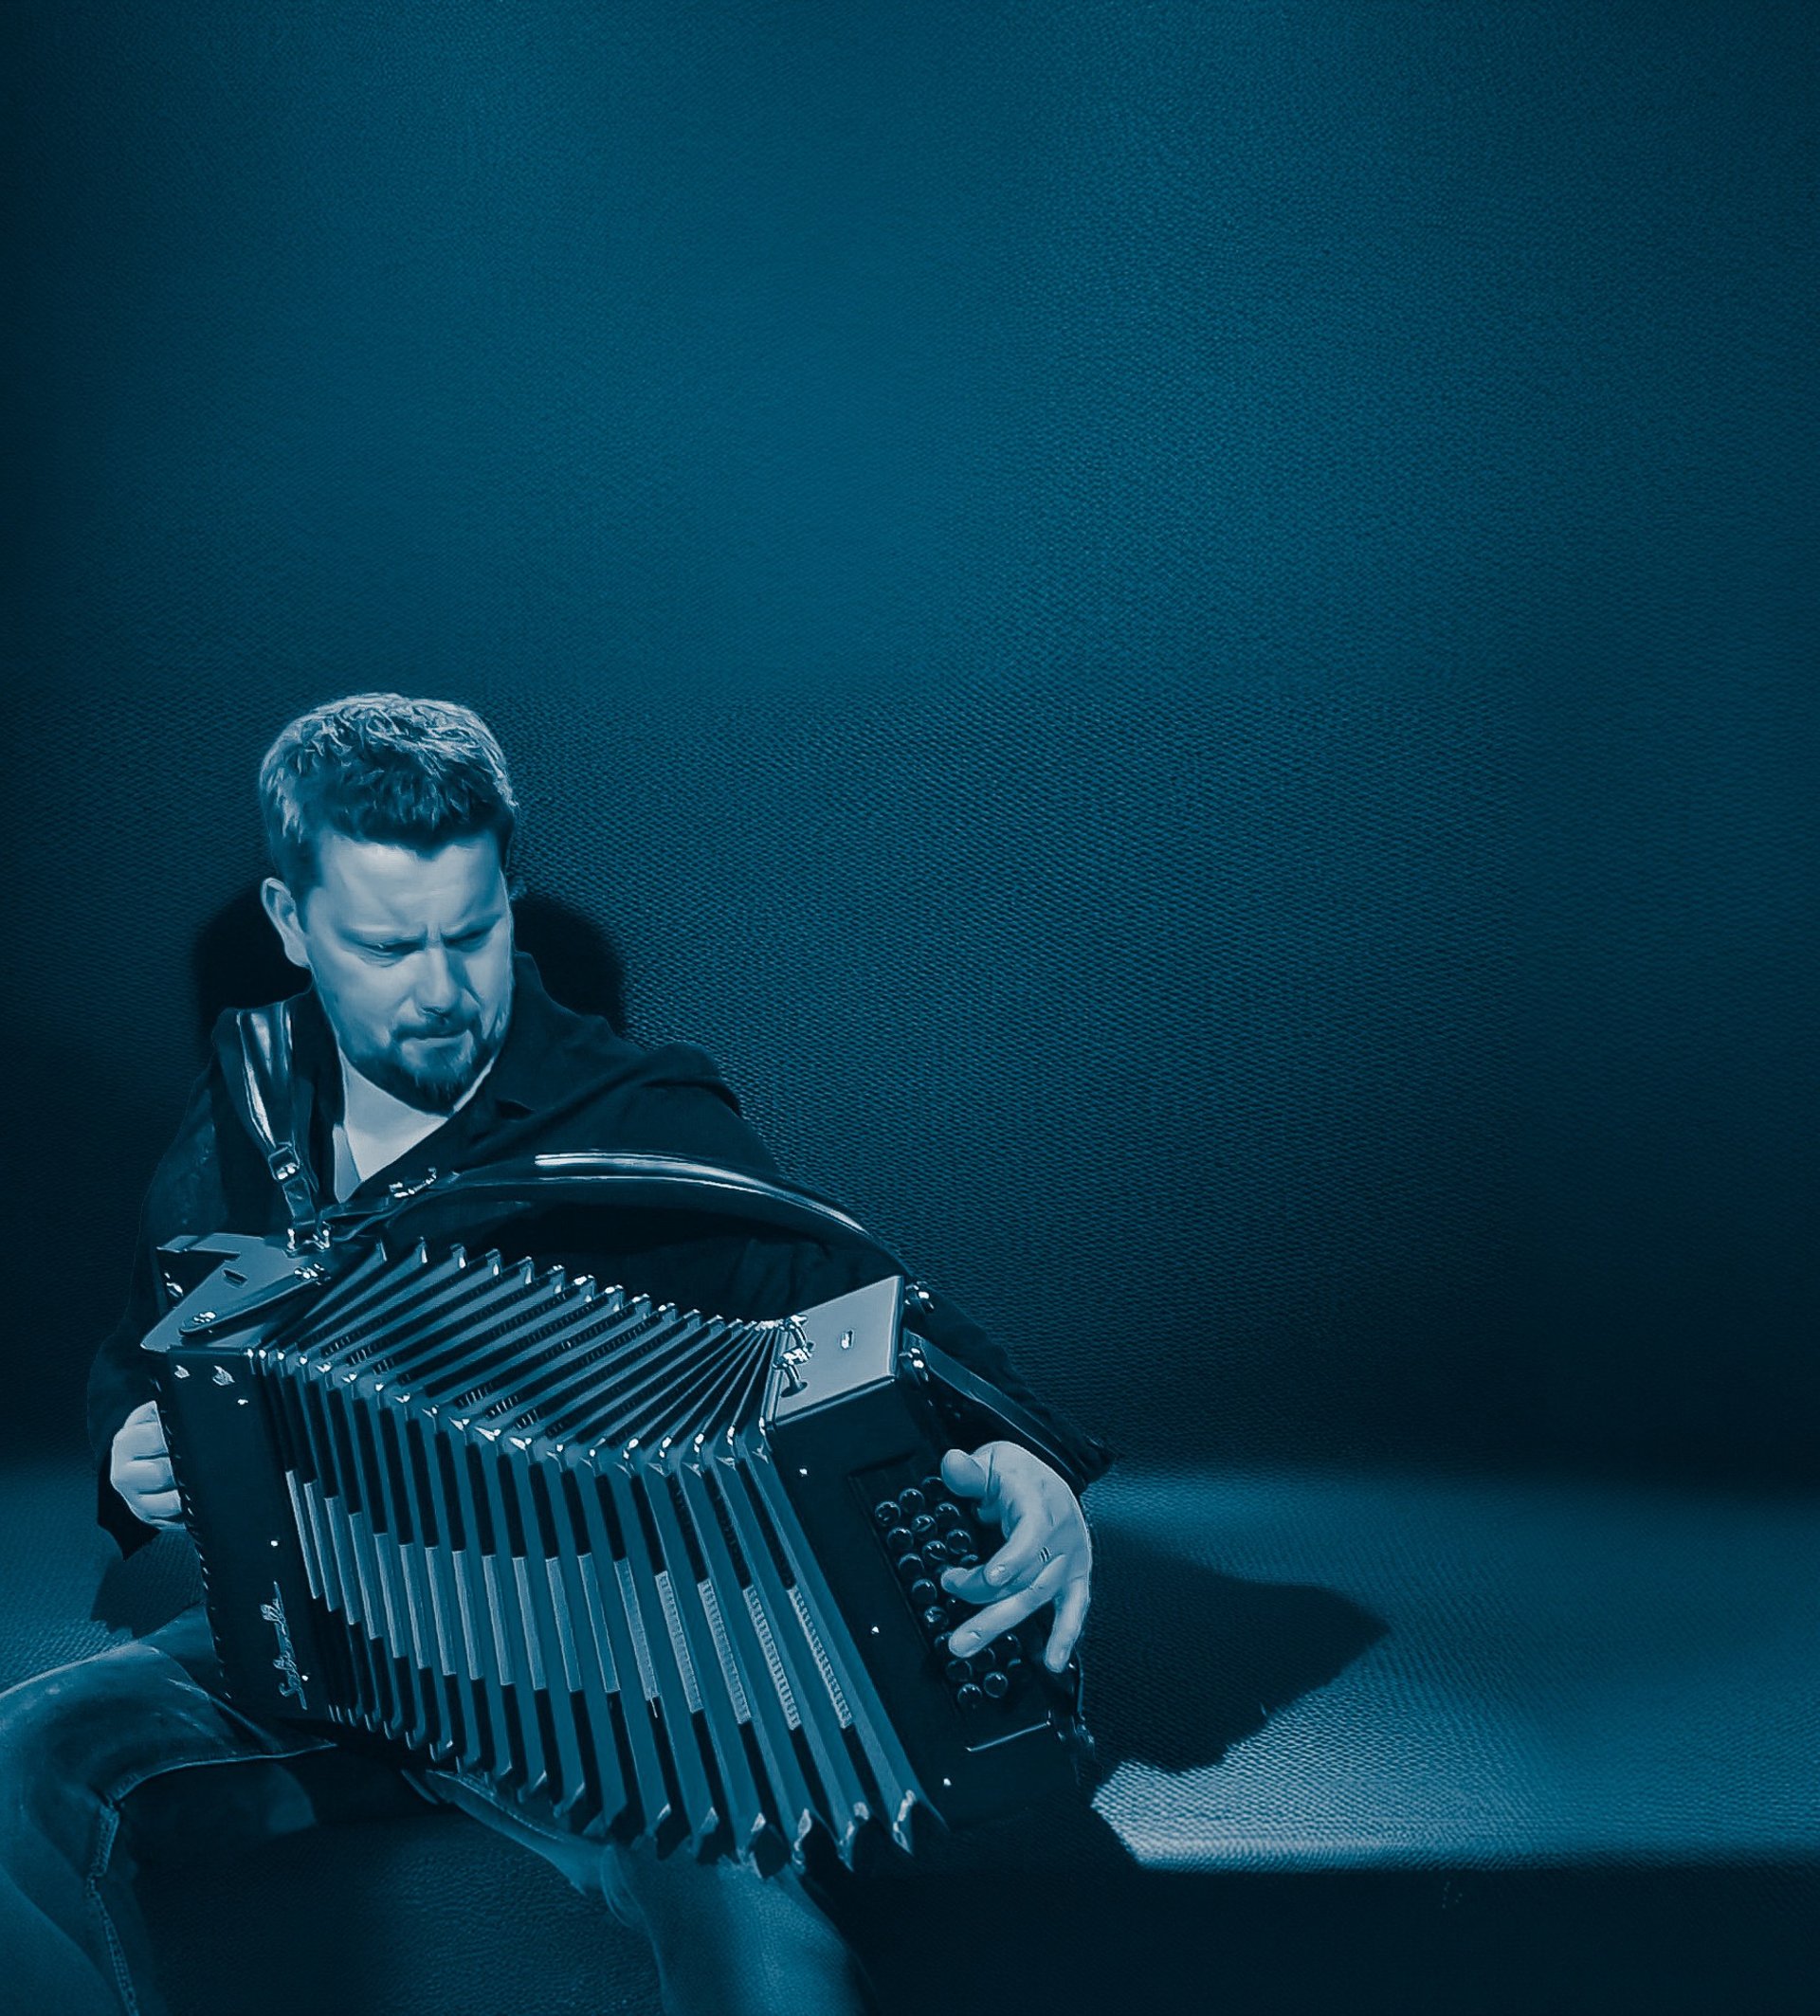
[190,885,631,1051]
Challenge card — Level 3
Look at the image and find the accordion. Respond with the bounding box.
[143,1154,1092,1872]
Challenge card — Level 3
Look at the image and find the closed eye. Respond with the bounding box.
[355,917,500,958]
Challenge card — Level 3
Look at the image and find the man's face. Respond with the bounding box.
[261,828,515,1114]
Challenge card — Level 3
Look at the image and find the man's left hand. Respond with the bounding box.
[936,1442,1092,1673]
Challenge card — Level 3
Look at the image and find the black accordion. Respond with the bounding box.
[143,1154,1092,1872]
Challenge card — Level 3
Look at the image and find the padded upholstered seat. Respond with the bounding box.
[1084,1468,1820,1869]
[4,1453,1815,2012]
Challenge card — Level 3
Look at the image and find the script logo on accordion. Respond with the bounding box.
[258,1582,307,1705]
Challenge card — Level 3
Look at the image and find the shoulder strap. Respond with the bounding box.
[230,1002,324,1249]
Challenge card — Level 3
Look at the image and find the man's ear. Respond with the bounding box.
[260,877,312,972]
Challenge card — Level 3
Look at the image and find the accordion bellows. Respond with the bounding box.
[147,1195,1089,1874]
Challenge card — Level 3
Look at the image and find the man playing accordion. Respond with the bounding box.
[0,694,1107,2016]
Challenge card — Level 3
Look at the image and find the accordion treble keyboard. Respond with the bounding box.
[148,1231,1089,1872]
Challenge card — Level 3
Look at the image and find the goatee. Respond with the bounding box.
[360,1021,505,1115]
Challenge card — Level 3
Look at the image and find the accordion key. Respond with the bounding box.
[143,1223,1091,1870]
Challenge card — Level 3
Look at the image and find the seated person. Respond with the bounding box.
[0,692,1109,2016]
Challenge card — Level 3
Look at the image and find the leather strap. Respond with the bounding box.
[230,1002,324,1248]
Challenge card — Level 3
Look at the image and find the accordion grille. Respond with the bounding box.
[240,1242,900,1867]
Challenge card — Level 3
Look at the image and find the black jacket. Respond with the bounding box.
[88,954,1110,1555]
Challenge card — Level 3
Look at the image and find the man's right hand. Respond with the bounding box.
[110,1399,184,1530]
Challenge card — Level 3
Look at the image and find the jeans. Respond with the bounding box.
[0,1605,871,2016]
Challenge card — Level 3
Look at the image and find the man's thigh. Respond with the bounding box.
[2,1609,865,2011]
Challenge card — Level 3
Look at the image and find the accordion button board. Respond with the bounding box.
[144,1230,1092,1874]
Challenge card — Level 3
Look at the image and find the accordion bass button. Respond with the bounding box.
[944,1657,974,1687]
[956,1681,985,1711]
[897,1487,927,1517]
[884,1524,914,1553]
[921,1608,949,1635]
[908,1578,939,1607]
[872,1501,900,1527]
[981,1670,1010,1700]
[894,1553,925,1581]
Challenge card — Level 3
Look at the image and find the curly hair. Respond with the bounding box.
[258,694,519,895]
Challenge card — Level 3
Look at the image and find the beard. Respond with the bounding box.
[351,1012,509,1115]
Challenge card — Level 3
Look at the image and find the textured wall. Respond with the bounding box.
[2,1,1814,1480]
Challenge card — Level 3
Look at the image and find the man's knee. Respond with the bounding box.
[0,1641,224,1863]
[0,1658,115,1865]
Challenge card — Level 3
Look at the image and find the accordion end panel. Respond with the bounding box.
[145,1226,1094,1875]
[153,1335,344,1731]
[755,1284,1091,1844]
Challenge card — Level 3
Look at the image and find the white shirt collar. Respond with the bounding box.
[331,1047,498,1196]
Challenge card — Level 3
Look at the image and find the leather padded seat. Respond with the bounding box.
[4,1453,1816,2012]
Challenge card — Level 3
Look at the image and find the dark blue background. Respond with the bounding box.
[3,0,1815,1481]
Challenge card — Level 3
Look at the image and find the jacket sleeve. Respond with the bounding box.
[596,1054,788,1180]
[86,1066,226,1559]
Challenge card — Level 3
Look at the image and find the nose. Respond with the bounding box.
[412,945,464,1021]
